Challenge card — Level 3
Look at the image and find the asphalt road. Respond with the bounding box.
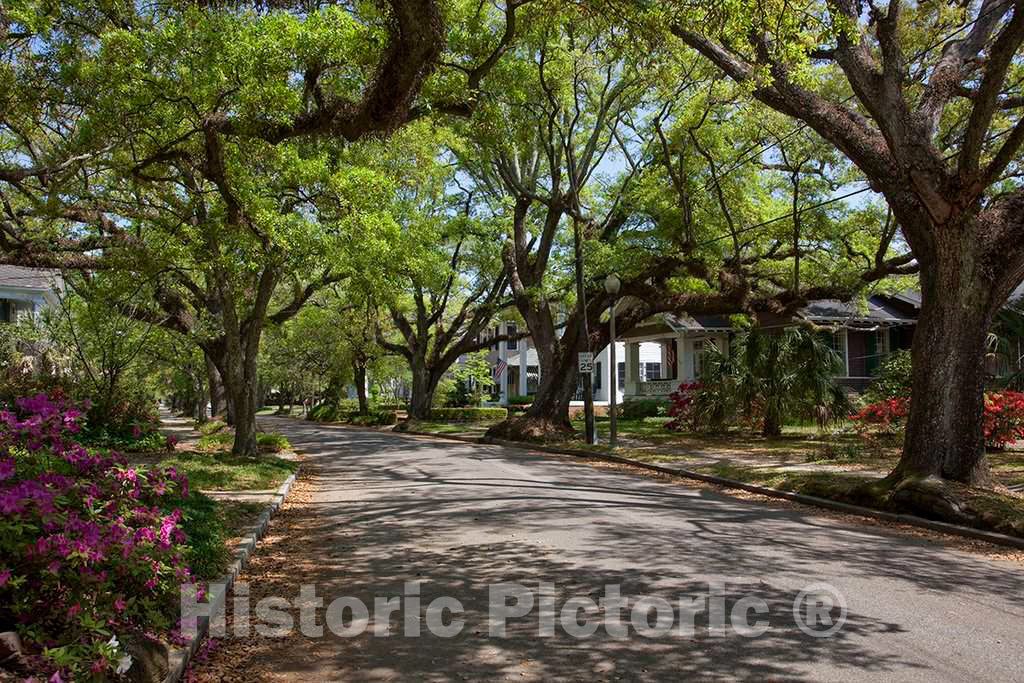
[205,416,1024,682]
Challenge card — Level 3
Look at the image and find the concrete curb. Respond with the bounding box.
[163,467,301,683]
[402,429,1024,551]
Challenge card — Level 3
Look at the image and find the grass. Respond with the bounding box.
[152,452,297,491]
[196,427,291,453]
[401,419,497,435]
[175,493,268,580]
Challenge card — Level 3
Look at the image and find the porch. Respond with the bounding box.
[620,314,732,400]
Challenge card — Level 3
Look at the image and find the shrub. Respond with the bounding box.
[255,432,291,453]
[444,379,483,408]
[618,399,668,419]
[852,391,1024,449]
[374,402,407,412]
[429,407,508,421]
[78,387,162,452]
[983,390,1024,449]
[346,411,398,427]
[664,383,703,431]
[507,395,533,407]
[0,394,200,681]
[197,419,229,436]
[307,399,363,422]
[864,349,913,402]
[850,397,910,434]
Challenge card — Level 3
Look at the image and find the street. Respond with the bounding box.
[194,417,1024,682]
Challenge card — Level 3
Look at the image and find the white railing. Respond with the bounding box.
[635,380,677,396]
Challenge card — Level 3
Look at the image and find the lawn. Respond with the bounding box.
[150,452,297,490]
[402,419,496,435]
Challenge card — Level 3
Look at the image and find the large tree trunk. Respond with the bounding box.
[193,372,208,423]
[354,359,369,416]
[889,269,997,485]
[206,353,225,419]
[408,360,441,420]
[486,327,579,442]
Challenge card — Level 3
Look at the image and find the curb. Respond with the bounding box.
[402,429,1024,551]
[163,467,301,683]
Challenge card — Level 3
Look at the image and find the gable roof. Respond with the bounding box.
[1011,282,1024,305]
[801,295,917,326]
[0,265,60,291]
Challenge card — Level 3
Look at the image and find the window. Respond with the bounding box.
[818,329,848,375]
[0,299,32,324]
[617,361,625,388]
[527,365,539,395]
[507,324,518,350]
[865,329,890,376]
[492,325,500,350]
[593,362,602,391]
[693,339,718,379]
[644,362,662,381]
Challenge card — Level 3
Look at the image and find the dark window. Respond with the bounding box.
[617,361,625,387]
[644,362,661,380]
[527,365,539,395]
[593,362,602,391]
[492,326,500,350]
[507,324,518,350]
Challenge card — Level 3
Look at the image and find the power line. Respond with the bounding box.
[694,185,873,250]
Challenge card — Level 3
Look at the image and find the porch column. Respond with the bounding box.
[518,340,528,397]
[681,337,694,382]
[625,341,640,396]
[677,335,689,382]
[499,327,509,405]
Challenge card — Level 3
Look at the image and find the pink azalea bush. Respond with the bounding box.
[664,382,703,432]
[851,391,1024,450]
[0,394,199,681]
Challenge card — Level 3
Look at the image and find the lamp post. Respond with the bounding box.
[604,273,621,449]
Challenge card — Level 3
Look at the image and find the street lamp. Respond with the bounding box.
[604,273,621,449]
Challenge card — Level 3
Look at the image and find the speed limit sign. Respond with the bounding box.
[577,352,594,373]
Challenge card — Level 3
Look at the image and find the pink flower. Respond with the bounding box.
[0,457,14,480]
[67,604,81,619]
[0,569,11,586]
[114,595,126,613]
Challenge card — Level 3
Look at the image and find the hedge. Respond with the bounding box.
[307,405,397,426]
[618,399,669,419]
[346,410,398,426]
[507,395,533,407]
[429,407,508,421]
[374,402,408,412]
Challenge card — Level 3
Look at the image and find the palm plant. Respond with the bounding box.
[700,327,850,436]
[989,305,1024,390]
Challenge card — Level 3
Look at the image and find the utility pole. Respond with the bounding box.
[572,217,596,444]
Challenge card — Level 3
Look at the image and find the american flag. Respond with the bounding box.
[493,359,507,381]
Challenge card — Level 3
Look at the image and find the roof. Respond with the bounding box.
[664,313,734,332]
[1011,282,1024,304]
[801,296,917,326]
[0,265,60,291]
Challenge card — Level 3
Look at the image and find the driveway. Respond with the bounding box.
[192,416,1024,682]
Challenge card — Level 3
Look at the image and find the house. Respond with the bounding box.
[0,265,61,322]
[481,321,663,407]
[483,293,924,407]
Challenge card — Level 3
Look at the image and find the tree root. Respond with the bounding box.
[484,415,575,443]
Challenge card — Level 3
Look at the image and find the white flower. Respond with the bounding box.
[115,653,133,675]
[106,635,119,649]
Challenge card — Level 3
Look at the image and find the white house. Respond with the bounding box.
[0,265,60,322]
[480,293,931,407]
[482,321,673,407]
